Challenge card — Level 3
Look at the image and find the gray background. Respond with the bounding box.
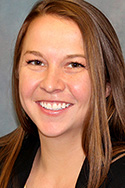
[0,0,125,137]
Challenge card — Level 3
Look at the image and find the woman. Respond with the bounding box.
[0,0,125,187]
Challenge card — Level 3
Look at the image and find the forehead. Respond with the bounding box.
[22,14,84,51]
[27,14,81,33]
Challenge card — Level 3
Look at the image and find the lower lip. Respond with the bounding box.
[37,103,72,116]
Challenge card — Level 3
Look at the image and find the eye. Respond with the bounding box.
[68,62,85,68]
[26,60,45,66]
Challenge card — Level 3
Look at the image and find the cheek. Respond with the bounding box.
[68,73,91,102]
[19,71,38,102]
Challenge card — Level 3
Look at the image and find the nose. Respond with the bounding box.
[39,67,65,93]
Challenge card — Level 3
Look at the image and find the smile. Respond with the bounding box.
[39,102,71,111]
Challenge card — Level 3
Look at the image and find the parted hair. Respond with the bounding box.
[0,0,125,188]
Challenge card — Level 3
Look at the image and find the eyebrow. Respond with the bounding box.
[24,50,43,58]
[23,50,86,59]
[66,54,86,59]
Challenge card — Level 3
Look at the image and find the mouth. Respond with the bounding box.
[39,101,72,111]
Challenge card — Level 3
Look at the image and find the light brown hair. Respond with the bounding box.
[0,0,125,188]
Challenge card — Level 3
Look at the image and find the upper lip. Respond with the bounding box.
[36,100,74,105]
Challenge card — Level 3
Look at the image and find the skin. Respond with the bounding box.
[19,15,91,187]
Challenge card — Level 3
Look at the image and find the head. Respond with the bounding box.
[12,0,125,143]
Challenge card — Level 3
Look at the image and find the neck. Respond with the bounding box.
[37,130,85,176]
[26,130,85,187]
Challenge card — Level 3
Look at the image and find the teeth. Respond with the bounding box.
[40,102,70,110]
[53,103,58,110]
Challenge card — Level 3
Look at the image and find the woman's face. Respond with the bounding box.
[19,15,91,138]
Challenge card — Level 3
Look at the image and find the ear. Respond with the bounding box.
[106,83,111,98]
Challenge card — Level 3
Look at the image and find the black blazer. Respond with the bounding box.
[5,134,125,187]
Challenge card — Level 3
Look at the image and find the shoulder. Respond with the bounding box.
[107,154,125,188]
[10,134,39,188]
